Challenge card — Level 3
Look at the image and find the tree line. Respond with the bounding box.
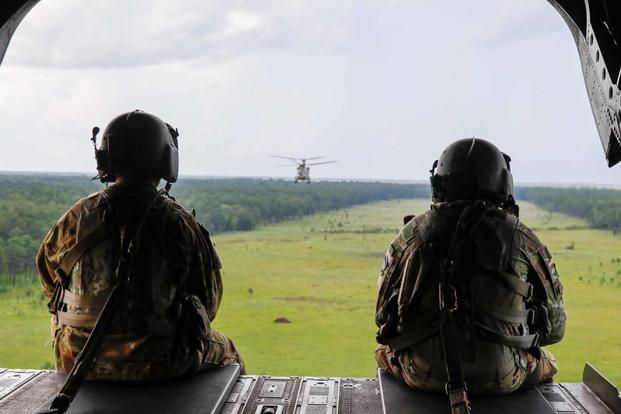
[515,187,621,230]
[4,173,620,286]
[0,174,429,283]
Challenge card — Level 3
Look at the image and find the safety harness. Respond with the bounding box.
[380,201,542,414]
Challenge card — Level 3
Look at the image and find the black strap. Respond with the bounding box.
[475,322,540,349]
[437,202,491,414]
[385,325,440,352]
[478,307,535,325]
[478,266,533,298]
[38,188,167,414]
[440,315,471,414]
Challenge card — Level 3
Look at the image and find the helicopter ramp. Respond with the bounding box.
[0,364,619,413]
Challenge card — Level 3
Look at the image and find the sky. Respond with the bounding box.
[1,0,620,185]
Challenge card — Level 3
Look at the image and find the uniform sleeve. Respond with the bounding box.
[375,220,420,342]
[35,205,80,299]
[522,226,566,345]
[194,223,223,321]
[178,212,223,322]
[375,237,401,325]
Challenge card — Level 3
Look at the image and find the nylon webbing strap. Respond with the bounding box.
[57,310,99,328]
[56,224,113,280]
[386,326,439,352]
[437,202,490,414]
[478,307,534,324]
[475,322,539,349]
[61,289,108,309]
[440,316,471,414]
[478,266,532,298]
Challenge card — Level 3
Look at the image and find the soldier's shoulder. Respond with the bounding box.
[163,197,196,221]
[59,191,105,222]
[80,190,107,209]
[161,197,214,234]
[515,220,545,249]
[393,210,431,248]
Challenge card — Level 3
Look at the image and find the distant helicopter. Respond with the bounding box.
[271,155,337,183]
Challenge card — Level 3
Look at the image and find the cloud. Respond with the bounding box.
[2,0,621,184]
[6,0,392,68]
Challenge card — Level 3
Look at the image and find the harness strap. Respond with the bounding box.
[475,322,540,349]
[47,202,113,317]
[384,325,440,352]
[440,315,471,414]
[61,289,108,309]
[56,225,113,281]
[57,311,99,328]
[436,202,491,414]
[478,266,533,298]
[478,307,535,325]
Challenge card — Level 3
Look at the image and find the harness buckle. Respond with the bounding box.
[527,283,534,300]
[445,383,471,414]
[439,283,458,311]
[527,308,537,325]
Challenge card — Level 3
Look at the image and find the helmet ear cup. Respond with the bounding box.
[95,149,113,182]
[502,152,512,170]
[430,174,445,202]
[161,144,179,183]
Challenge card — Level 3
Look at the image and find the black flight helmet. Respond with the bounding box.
[95,110,179,183]
[430,138,514,204]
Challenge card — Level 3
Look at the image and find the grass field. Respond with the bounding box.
[1,199,620,386]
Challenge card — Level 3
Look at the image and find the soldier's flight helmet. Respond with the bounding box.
[430,138,514,203]
[95,110,179,183]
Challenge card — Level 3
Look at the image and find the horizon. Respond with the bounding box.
[2,169,621,190]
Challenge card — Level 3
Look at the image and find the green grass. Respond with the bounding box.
[0,285,54,370]
[1,199,620,386]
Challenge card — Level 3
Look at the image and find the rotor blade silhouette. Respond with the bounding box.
[270,155,300,161]
[308,160,337,166]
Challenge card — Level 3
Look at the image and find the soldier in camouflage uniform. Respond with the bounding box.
[36,110,244,381]
[375,138,565,398]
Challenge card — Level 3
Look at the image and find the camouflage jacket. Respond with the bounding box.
[36,182,225,380]
[375,201,566,391]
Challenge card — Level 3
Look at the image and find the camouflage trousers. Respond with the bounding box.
[197,329,246,374]
[375,344,557,394]
[54,323,245,381]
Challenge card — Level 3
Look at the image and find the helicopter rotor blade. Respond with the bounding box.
[308,160,337,166]
[304,156,325,161]
[270,155,300,161]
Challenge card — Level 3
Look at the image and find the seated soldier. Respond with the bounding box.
[375,138,565,410]
[36,110,244,381]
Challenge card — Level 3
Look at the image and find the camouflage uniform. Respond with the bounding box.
[36,182,244,381]
[375,201,566,394]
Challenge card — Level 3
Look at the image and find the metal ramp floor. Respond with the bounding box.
[1,364,619,413]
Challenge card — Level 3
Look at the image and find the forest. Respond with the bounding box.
[4,172,621,286]
[515,187,621,230]
[0,174,428,283]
